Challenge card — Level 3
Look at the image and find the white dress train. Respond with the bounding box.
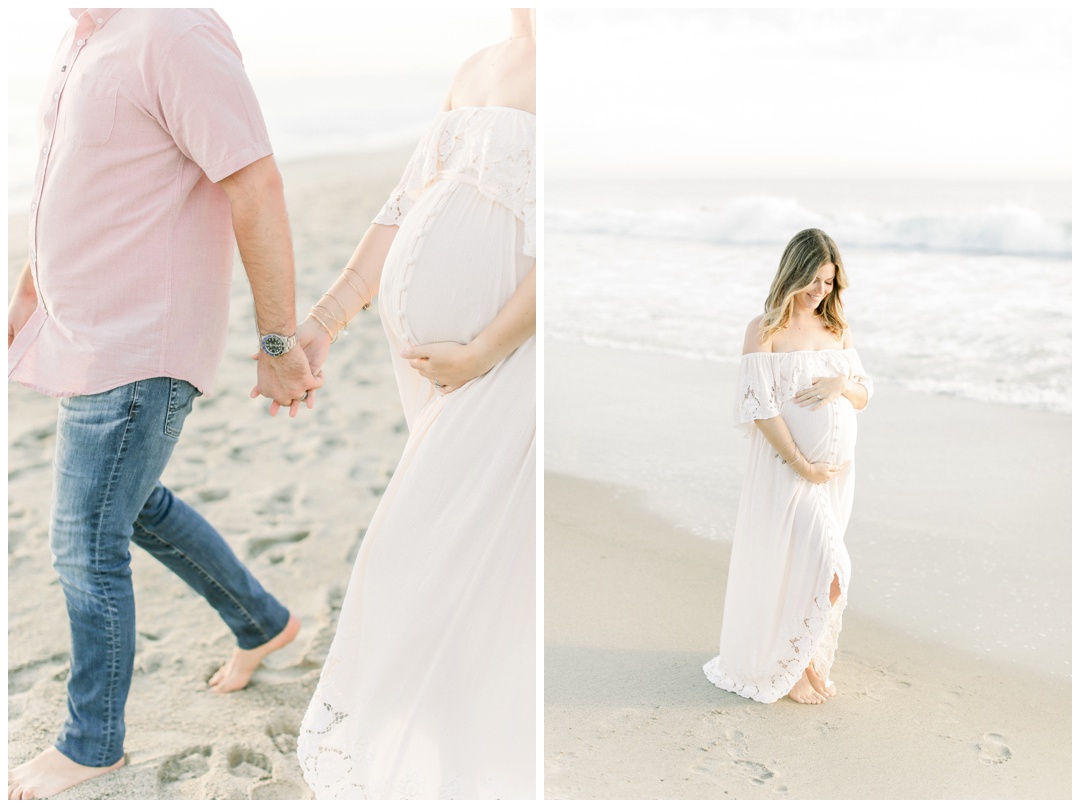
[704,349,872,703]
[297,106,536,799]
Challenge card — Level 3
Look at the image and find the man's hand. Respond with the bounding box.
[8,261,38,347]
[8,294,37,348]
[250,348,322,417]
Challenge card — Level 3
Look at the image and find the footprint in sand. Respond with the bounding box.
[196,487,230,503]
[158,746,212,783]
[8,652,69,695]
[690,756,781,791]
[247,530,310,559]
[255,485,297,517]
[248,779,303,799]
[265,717,299,755]
[733,759,776,785]
[227,746,273,780]
[977,733,1012,765]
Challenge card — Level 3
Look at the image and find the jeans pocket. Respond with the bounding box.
[164,379,200,439]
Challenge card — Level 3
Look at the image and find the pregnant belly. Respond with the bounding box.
[382,181,518,346]
[781,397,857,466]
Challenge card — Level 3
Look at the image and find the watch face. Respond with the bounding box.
[262,334,287,356]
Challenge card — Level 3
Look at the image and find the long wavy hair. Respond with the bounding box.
[760,228,848,343]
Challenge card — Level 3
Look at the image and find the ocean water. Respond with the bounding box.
[547,178,1072,414]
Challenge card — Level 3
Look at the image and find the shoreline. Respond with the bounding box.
[544,339,1071,799]
[544,471,1071,799]
[545,339,1071,677]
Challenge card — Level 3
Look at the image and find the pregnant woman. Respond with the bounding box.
[294,11,535,799]
[704,228,872,705]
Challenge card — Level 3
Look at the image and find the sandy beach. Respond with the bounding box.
[544,341,1071,799]
[7,147,415,799]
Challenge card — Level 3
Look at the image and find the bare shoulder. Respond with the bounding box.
[842,328,856,349]
[742,315,770,355]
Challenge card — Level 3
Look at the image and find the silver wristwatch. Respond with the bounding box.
[260,332,297,357]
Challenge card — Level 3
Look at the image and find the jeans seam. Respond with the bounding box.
[89,380,139,764]
[131,518,274,644]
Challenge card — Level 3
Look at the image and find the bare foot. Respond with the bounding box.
[805,665,837,698]
[786,671,826,704]
[7,747,124,800]
[208,614,300,694]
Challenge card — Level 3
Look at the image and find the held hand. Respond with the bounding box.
[401,340,493,394]
[7,292,36,348]
[249,348,323,418]
[794,375,848,411]
[297,316,332,389]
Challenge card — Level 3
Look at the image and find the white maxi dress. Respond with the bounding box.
[704,348,872,703]
[297,106,536,799]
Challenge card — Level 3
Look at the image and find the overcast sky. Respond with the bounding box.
[6,7,506,80]
[6,8,1071,183]
[544,8,1071,181]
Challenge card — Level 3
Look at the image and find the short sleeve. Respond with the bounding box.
[372,121,440,227]
[156,23,273,182]
[734,353,781,434]
[848,349,874,404]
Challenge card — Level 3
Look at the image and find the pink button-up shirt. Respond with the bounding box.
[8,8,273,396]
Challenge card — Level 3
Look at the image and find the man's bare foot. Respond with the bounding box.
[787,671,826,704]
[7,746,124,800]
[208,614,300,694]
[805,665,837,698]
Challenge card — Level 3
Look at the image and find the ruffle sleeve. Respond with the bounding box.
[734,352,781,435]
[847,349,874,403]
[371,108,536,258]
[372,119,440,227]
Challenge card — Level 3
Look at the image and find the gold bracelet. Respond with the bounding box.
[313,302,346,329]
[323,292,350,333]
[343,266,372,310]
[308,308,338,343]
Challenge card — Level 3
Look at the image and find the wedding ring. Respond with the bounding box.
[300,392,309,401]
[434,379,443,389]
[816,394,822,400]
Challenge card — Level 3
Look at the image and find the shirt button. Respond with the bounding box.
[53,93,60,100]
[42,145,49,154]
[77,39,85,46]
[96,17,104,24]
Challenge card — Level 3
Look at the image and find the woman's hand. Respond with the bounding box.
[797,460,846,484]
[401,340,494,394]
[794,375,848,410]
[297,316,332,382]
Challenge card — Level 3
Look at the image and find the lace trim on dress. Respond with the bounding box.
[373,107,536,257]
[703,480,848,704]
[734,348,873,437]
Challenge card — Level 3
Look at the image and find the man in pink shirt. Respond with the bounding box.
[7,9,320,799]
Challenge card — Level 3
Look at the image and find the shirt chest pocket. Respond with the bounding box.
[63,72,120,147]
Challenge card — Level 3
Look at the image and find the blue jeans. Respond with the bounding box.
[49,377,290,767]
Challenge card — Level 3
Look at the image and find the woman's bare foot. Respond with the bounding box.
[787,671,826,704]
[208,614,300,694]
[7,747,124,800]
[805,665,837,698]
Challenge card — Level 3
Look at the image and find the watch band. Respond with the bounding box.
[260,332,297,357]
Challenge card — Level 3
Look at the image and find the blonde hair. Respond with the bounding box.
[760,228,848,343]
